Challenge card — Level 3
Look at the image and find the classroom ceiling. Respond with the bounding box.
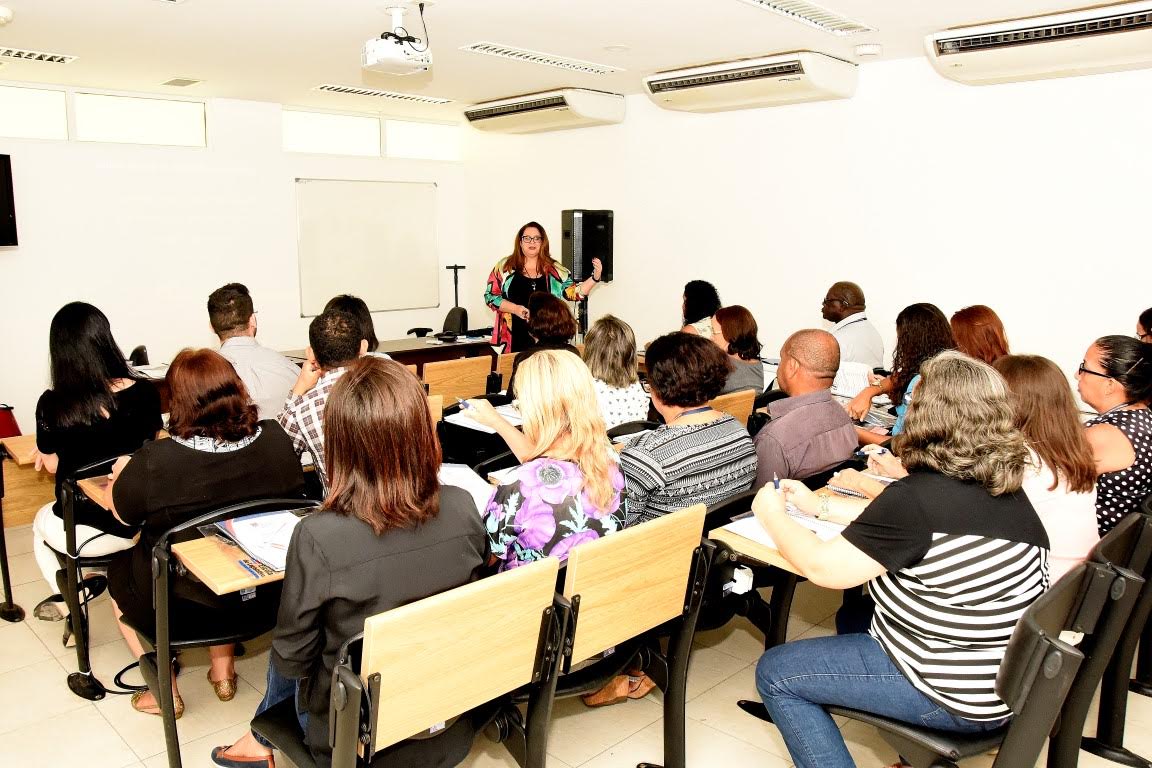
[0,0,1120,120]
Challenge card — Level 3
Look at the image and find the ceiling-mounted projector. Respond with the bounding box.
[362,4,432,76]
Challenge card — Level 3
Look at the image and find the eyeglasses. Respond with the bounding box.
[1076,363,1111,380]
[520,236,543,244]
[821,298,844,306]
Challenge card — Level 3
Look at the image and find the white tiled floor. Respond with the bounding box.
[4,520,1152,767]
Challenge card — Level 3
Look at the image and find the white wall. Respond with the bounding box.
[463,58,1152,372]
[0,98,483,431]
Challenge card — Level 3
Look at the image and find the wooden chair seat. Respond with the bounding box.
[424,357,491,402]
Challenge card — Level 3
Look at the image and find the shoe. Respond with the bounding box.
[33,595,66,622]
[62,622,76,649]
[210,746,275,768]
[208,669,238,702]
[131,689,184,720]
[581,674,656,707]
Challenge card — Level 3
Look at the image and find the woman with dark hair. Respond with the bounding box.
[847,303,956,438]
[323,294,381,354]
[1077,334,1152,534]
[755,351,1048,768]
[31,302,162,624]
[104,352,306,718]
[995,355,1098,581]
[483,221,602,352]
[210,357,487,768]
[506,292,580,398]
[951,304,1010,365]
[620,332,756,525]
[105,348,306,717]
[1138,307,1152,342]
[681,279,721,337]
[712,305,765,394]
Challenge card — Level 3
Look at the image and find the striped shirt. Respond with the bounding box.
[842,470,1049,721]
[619,414,756,525]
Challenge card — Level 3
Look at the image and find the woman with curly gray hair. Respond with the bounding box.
[749,351,1050,768]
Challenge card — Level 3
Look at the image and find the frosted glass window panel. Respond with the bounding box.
[384,120,462,161]
[74,94,205,147]
[283,110,381,156]
[0,86,68,140]
[296,179,438,316]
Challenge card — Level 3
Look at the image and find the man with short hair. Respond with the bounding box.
[278,308,366,493]
[752,329,857,490]
[821,281,884,371]
[208,283,300,420]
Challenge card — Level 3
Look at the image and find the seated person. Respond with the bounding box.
[847,303,956,445]
[278,308,367,493]
[210,357,488,768]
[506,292,580,398]
[995,354,1098,582]
[105,349,306,718]
[582,314,650,429]
[681,279,722,337]
[754,351,1048,768]
[322,294,390,358]
[1077,334,1152,534]
[951,304,1010,365]
[208,283,300,420]
[753,330,856,490]
[1139,307,1152,342]
[711,305,765,394]
[620,332,756,525]
[465,351,625,571]
[31,302,163,624]
[822,281,884,371]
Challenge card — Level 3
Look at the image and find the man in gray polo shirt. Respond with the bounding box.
[753,329,857,490]
[822,281,884,371]
[208,282,300,420]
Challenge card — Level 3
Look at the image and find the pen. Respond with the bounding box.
[237,559,261,579]
[773,473,780,491]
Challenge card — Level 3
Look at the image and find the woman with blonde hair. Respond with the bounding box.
[583,314,650,429]
[466,350,625,570]
[753,351,1049,768]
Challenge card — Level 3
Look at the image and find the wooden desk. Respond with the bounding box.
[77,476,110,511]
[284,337,495,377]
[709,527,801,575]
[172,536,283,595]
[0,435,54,528]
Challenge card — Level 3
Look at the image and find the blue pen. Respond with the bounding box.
[237,559,261,579]
[773,473,780,491]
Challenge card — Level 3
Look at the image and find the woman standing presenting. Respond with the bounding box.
[484,221,602,352]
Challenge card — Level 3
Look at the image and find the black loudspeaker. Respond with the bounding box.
[0,155,16,247]
[561,210,613,283]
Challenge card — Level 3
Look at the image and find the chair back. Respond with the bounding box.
[495,353,516,391]
[443,306,468,335]
[404,363,418,378]
[562,504,706,665]
[703,489,756,533]
[424,357,491,402]
[361,557,561,756]
[472,450,518,478]
[129,345,149,366]
[426,394,443,423]
[708,389,755,428]
[606,420,660,440]
[801,457,866,491]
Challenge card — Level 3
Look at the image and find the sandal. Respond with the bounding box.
[210,745,275,768]
[131,689,184,720]
[581,673,656,707]
[208,669,238,702]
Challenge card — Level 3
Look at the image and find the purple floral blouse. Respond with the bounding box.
[484,457,626,572]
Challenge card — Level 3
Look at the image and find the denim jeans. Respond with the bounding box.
[251,660,308,749]
[756,633,1008,768]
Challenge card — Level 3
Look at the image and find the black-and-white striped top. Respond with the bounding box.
[842,470,1050,721]
[619,414,756,525]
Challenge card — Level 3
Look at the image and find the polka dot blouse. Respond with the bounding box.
[1085,408,1152,535]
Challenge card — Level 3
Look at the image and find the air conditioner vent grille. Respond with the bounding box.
[461,42,623,75]
[648,61,804,93]
[936,9,1152,55]
[736,0,875,36]
[0,46,77,64]
[465,95,568,121]
[314,84,452,104]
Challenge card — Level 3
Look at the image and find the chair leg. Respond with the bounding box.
[1132,620,1152,697]
[765,571,799,650]
[59,562,106,700]
[0,508,26,622]
[156,650,183,768]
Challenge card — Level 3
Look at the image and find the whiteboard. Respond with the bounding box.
[296,178,439,316]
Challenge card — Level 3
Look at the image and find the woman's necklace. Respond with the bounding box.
[523,261,542,291]
[1102,402,1134,416]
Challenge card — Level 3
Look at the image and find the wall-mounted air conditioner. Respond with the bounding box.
[464,89,625,133]
[926,2,1152,85]
[642,51,857,113]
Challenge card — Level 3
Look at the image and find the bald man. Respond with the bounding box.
[821,281,884,370]
[752,329,858,490]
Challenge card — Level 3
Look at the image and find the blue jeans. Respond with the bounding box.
[251,660,308,749]
[756,633,1008,768]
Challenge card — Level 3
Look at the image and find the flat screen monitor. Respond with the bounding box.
[0,155,16,246]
